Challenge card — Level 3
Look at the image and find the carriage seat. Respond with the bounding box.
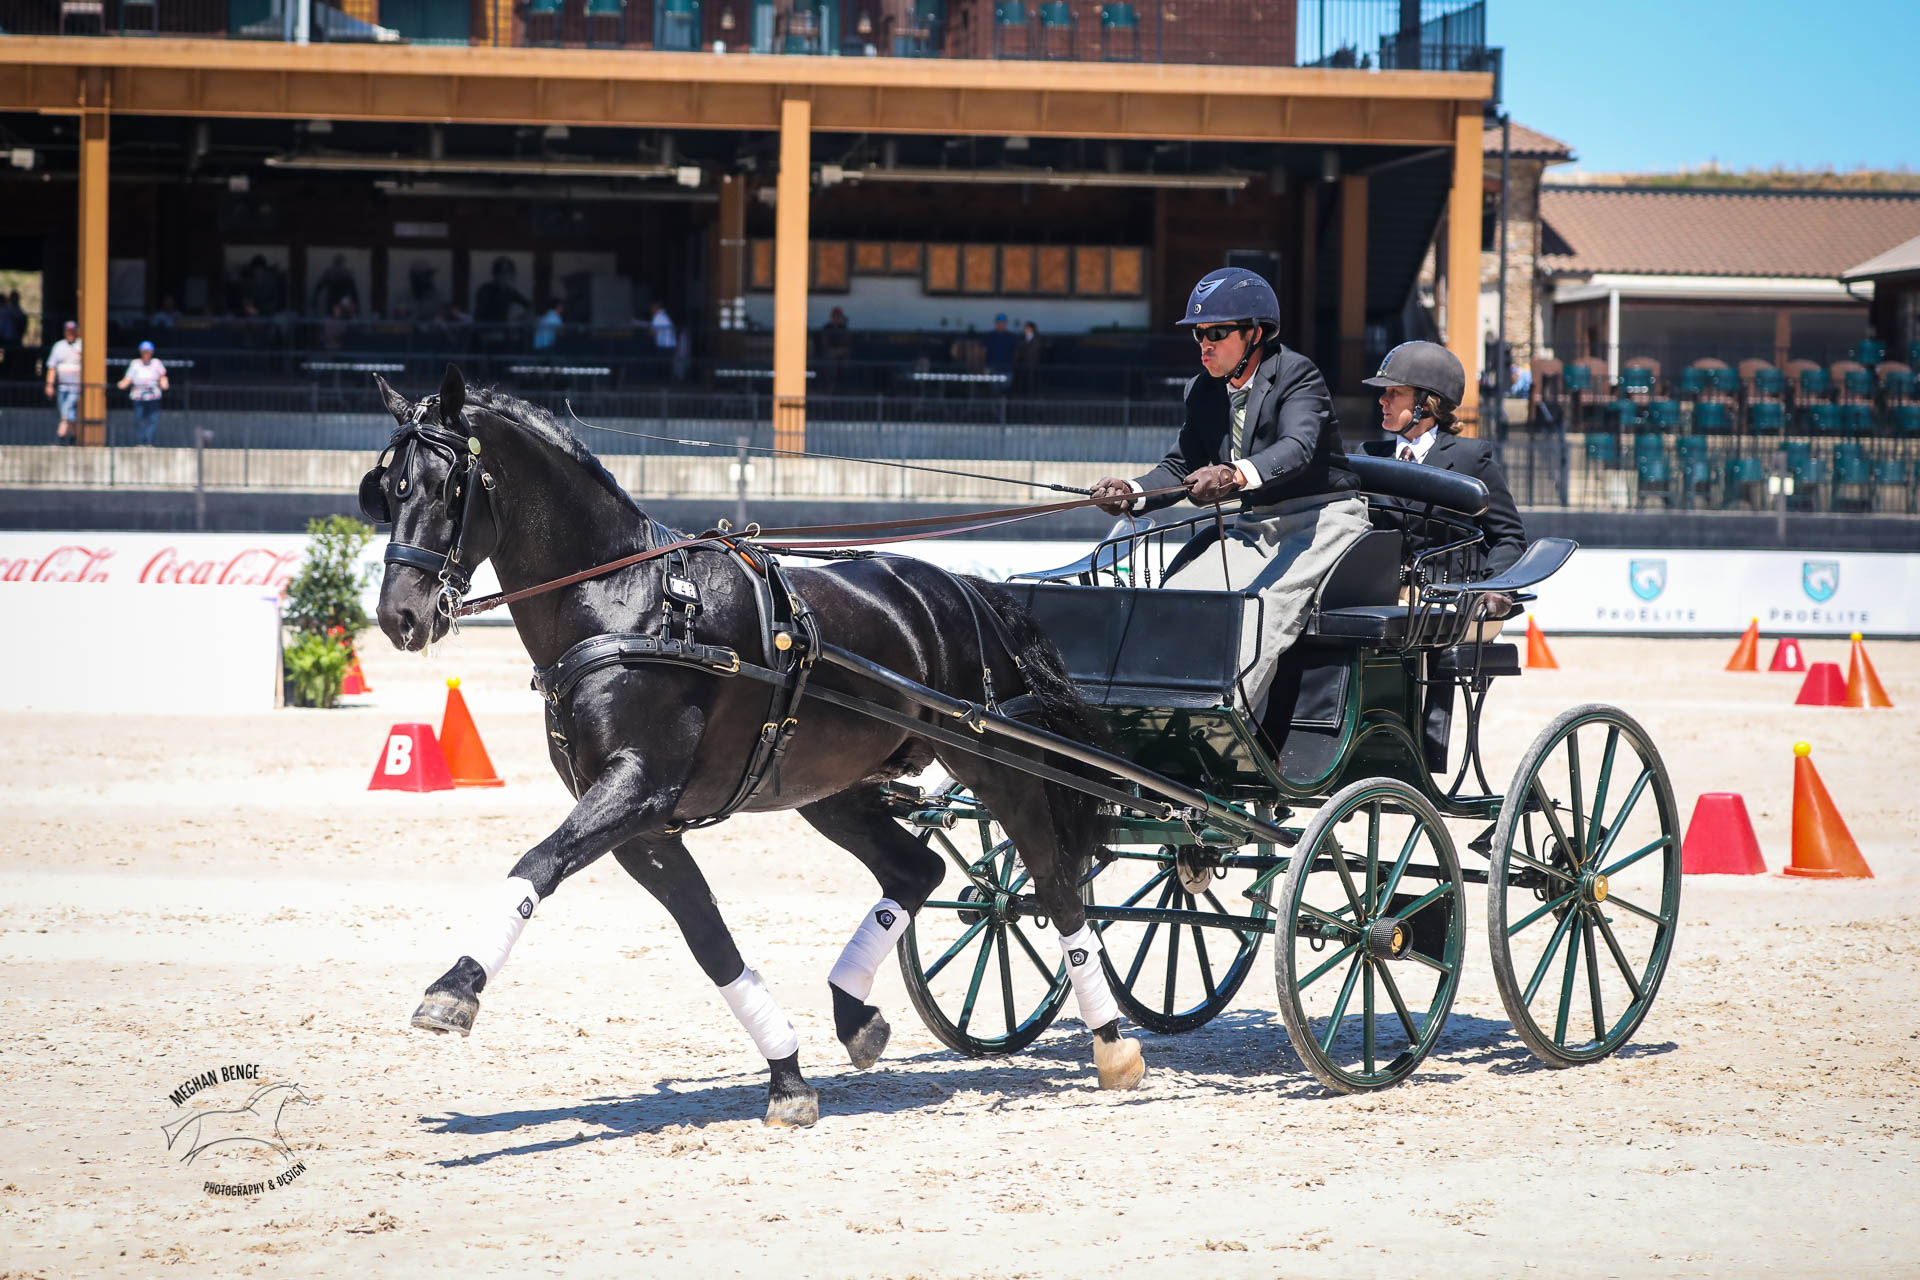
[1429,642,1521,679]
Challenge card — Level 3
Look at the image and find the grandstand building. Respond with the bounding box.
[1,2,1500,453]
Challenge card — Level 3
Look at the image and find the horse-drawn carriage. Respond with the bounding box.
[370,370,1680,1120]
[884,454,1681,1092]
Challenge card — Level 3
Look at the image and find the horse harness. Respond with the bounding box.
[530,532,1027,831]
[359,396,495,619]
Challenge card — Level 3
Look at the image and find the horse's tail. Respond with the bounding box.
[968,579,1111,880]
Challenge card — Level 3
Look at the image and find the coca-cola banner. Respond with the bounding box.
[0,532,500,613]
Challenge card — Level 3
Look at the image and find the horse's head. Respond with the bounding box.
[363,364,502,651]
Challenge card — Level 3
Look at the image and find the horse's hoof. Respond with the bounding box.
[843,1008,891,1071]
[1093,1035,1145,1091]
[411,991,478,1037]
[764,1084,820,1129]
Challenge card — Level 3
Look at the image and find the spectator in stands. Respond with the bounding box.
[821,306,852,359]
[982,313,1019,386]
[320,297,356,351]
[241,255,286,316]
[1015,320,1043,394]
[1088,267,1366,719]
[44,320,83,445]
[150,295,178,331]
[474,257,531,350]
[0,290,24,377]
[311,254,360,316]
[533,299,565,352]
[649,301,677,353]
[116,340,169,446]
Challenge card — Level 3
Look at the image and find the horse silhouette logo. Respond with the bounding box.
[1629,559,1667,602]
[161,1082,312,1166]
[1802,560,1840,603]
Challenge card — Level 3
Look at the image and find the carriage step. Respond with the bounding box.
[1468,823,1496,855]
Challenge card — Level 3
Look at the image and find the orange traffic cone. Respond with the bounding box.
[1681,793,1767,875]
[1794,662,1847,707]
[439,677,504,787]
[1725,619,1759,672]
[341,651,372,697]
[1525,617,1558,669]
[1765,637,1805,673]
[1781,742,1872,879]
[1844,633,1893,708]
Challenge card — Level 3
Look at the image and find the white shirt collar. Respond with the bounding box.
[1397,428,1439,463]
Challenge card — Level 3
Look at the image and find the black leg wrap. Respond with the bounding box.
[831,984,891,1070]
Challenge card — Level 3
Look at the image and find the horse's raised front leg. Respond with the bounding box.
[410,753,674,1039]
[800,787,945,1070]
[613,835,818,1128]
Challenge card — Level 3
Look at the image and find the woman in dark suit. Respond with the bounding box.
[1358,341,1527,772]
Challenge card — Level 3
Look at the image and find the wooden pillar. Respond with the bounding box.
[77,69,110,448]
[1446,102,1485,436]
[772,94,811,451]
[1337,173,1368,391]
[714,174,747,360]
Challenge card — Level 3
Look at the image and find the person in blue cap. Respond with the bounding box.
[982,313,1019,385]
[116,340,170,446]
[1088,266,1368,715]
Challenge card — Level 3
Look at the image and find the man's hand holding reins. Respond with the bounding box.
[1090,477,1136,516]
[1184,464,1244,505]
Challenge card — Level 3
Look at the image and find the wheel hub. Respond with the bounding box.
[1365,916,1411,960]
[1583,872,1609,904]
[1174,845,1216,895]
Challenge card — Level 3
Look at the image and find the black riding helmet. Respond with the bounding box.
[1177,267,1281,381]
[1361,340,1466,407]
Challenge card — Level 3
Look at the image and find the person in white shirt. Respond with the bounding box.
[649,302,676,352]
[116,340,170,446]
[44,320,83,445]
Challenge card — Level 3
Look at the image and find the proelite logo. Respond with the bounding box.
[1629,559,1667,602]
[1802,561,1840,603]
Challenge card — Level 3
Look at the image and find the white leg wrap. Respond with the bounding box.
[1058,924,1120,1032]
[827,899,909,1003]
[719,966,800,1062]
[464,877,540,984]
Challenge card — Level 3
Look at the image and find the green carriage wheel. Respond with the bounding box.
[1089,843,1268,1035]
[895,789,1073,1057]
[1488,704,1681,1066]
[1274,778,1466,1093]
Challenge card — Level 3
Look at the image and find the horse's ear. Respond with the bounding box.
[374,374,411,426]
[439,363,466,426]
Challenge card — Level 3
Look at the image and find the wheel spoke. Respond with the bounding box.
[1319,954,1364,1055]
[999,924,1018,1037]
[1123,877,1176,988]
[1568,732,1586,864]
[1202,886,1261,945]
[1402,947,1454,975]
[1327,831,1366,917]
[1601,833,1672,879]
[924,915,991,983]
[1390,879,1454,921]
[1522,907,1578,1006]
[1190,916,1218,999]
[1604,892,1669,928]
[1297,900,1363,936]
[1582,917,1606,1043]
[1592,912,1646,1000]
[956,924,997,1035]
[1008,920,1056,985]
[1376,822,1425,912]
[1365,802,1381,909]
[1362,961,1377,1076]
[1552,913,1582,1043]
[1299,941,1359,990]
[1591,768,1653,866]
[1587,726,1620,862]
[1507,889,1578,937]
[1508,848,1579,886]
[1376,960,1421,1041]
[1528,778,1581,875]
[1116,864,1174,911]
[1162,894,1185,1017]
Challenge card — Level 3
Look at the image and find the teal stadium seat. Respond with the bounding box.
[1857,339,1886,366]
[585,0,624,47]
[1752,367,1787,399]
[1722,456,1767,508]
[1884,370,1915,402]
[522,0,563,44]
[1870,456,1911,513]
[1709,367,1741,395]
[1747,401,1786,435]
[1803,404,1840,435]
[1896,405,1920,435]
[1799,367,1833,398]
[1634,433,1671,504]
[1842,369,1874,400]
[1561,363,1592,393]
[1678,368,1708,397]
[1585,431,1619,467]
[993,1,1030,56]
[1838,403,1874,435]
[1605,399,1640,430]
[1621,367,1656,397]
[1832,442,1872,512]
[1036,1,1075,57]
[1646,399,1682,429]
[1675,435,1712,503]
[1693,402,1731,434]
[1100,2,1141,60]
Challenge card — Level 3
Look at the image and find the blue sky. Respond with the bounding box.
[1489,0,1915,174]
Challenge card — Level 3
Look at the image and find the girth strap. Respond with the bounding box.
[532,633,747,704]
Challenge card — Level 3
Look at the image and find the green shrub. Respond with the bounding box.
[284,630,353,709]
[282,515,377,708]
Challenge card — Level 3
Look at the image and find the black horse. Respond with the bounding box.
[368,366,1145,1126]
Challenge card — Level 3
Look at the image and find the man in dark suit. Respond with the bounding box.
[1359,340,1528,771]
[1088,268,1369,715]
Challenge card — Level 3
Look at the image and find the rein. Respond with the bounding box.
[452,485,1188,618]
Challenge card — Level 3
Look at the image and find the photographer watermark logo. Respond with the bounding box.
[160,1063,311,1197]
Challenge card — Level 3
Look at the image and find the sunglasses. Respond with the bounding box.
[1190,323,1250,345]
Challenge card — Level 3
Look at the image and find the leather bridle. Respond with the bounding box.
[358,395,495,617]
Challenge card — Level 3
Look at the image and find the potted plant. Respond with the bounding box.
[282,515,376,708]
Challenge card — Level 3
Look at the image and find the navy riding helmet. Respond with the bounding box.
[1178,267,1281,337]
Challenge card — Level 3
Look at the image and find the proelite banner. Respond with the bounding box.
[1520,548,1920,637]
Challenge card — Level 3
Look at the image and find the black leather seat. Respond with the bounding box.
[1311,605,1410,645]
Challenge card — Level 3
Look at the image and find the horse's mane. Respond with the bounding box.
[466,386,644,519]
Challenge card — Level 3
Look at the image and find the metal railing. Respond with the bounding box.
[4,0,1496,78]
